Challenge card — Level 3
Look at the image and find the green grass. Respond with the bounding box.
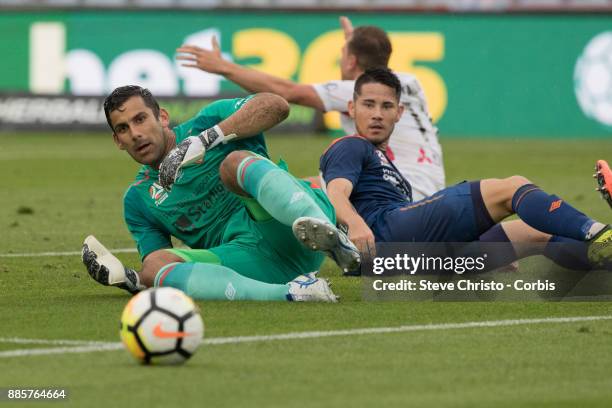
[1,132,612,407]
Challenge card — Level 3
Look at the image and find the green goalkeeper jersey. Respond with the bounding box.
[123,96,268,259]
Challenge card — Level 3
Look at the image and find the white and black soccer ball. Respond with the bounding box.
[575,31,612,127]
[120,287,204,365]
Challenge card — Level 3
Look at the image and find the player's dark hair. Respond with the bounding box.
[347,26,392,70]
[103,85,160,131]
[354,68,402,101]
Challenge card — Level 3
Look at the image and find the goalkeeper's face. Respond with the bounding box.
[110,96,172,167]
[349,83,403,147]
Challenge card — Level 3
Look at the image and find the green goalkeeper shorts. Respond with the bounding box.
[169,179,335,284]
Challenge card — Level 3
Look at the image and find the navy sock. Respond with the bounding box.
[543,235,592,271]
[479,223,511,243]
[512,184,594,241]
[476,224,518,271]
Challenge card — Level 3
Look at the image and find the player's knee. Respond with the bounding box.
[220,150,252,175]
[219,150,255,194]
[482,176,530,218]
[140,249,184,287]
[493,175,531,214]
[505,175,532,194]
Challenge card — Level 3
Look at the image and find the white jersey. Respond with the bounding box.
[313,72,445,201]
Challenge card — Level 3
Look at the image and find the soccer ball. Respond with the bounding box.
[574,31,612,127]
[120,287,204,365]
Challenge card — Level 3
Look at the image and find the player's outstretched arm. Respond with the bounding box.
[340,16,354,40]
[176,36,325,110]
[158,93,289,190]
[326,178,376,257]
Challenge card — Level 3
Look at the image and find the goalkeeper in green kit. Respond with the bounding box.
[81,85,360,302]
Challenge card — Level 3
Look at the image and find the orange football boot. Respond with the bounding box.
[595,160,612,209]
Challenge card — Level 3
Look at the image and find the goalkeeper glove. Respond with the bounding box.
[158,125,226,190]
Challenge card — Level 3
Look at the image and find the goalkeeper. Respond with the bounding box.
[82,86,360,302]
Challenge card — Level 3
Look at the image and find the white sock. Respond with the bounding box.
[586,222,607,240]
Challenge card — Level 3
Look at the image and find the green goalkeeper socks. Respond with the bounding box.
[237,156,330,226]
[154,262,291,301]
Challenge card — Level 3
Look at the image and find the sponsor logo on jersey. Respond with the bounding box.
[376,150,411,199]
[375,150,390,165]
[324,83,339,92]
[417,147,433,164]
[149,182,169,206]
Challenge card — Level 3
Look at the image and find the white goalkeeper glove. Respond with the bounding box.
[158,125,233,191]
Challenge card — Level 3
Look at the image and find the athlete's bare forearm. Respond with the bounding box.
[327,178,376,255]
[224,62,292,98]
[176,41,324,110]
[327,187,356,227]
[217,93,289,140]
[224,65,324,110]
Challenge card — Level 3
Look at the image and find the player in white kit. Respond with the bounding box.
[176,16,445,200]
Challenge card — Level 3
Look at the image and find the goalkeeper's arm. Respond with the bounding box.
[216,92,289,143]
[158,93,289,190]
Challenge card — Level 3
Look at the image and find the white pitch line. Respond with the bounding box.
[202,315,612,344]
[0,344,123,358]
[1,315,610,358]
[0,337,115,346]
[0,248,137,258]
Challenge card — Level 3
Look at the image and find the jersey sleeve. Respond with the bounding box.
[319,137,369,187]
[196,95,256,121]
[312,80,354,112]
[123,187,172,260]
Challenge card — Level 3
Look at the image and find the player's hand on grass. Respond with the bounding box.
[347,219,376,259]
[158,126,225,191]
[82,240,105,282]
[176,36,225,74]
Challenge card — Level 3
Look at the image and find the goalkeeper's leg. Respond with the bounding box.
[219,150,360,273]
[81,237,337,301]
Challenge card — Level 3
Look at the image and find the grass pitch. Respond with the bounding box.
[1,132,612,407]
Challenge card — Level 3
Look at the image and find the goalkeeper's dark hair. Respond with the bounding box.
[348,26,392,70]
[103,85,160,131]
[354,68,402,101]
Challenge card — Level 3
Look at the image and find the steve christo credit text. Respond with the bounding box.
[369,254,556,292]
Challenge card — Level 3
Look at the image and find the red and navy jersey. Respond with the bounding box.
[320,135,413,227]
